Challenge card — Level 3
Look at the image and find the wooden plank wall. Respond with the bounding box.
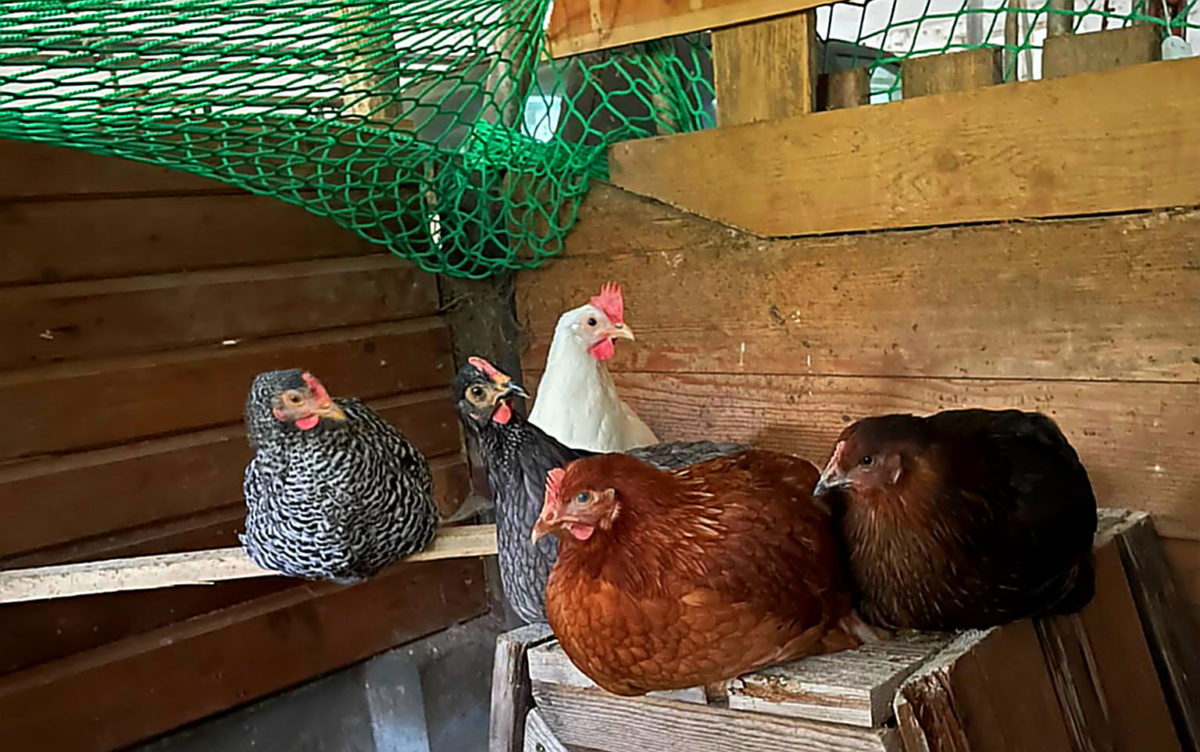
[516,183,1200,627]
[0,140,486,751]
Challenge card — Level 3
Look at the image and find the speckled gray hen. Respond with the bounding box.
[241,369,439,583]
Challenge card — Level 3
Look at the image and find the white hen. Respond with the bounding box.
[529,282,658,453]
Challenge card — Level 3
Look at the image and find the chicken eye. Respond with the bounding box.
[284,392,303,405]
[468,386,485,399]
[860,455,874,466]
[575,492,590,504]
[586,317,597,327]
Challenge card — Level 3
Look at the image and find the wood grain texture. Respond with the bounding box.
[0,256,438,368]
[901,48,1003,98]
[517,188,1200,384]
[712,11,818,126]
[575,371,1200,542]
[491,623,555,752]
[0,319,453,462]
[0,391,461,560]
[896,624,1073,752]
[1120,525,1200,750]
[0,558,488,752]
[0,194,382,285]
[546,0,835,58]
[532,684,899,752]
[609,57,1200,236]
[0,140,236,199]
[1042,24,1162,79]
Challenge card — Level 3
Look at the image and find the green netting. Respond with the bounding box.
[1,1,1195,277]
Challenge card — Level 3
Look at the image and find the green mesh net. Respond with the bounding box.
[1,1,1195,277]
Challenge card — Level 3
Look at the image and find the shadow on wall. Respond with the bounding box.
[134,615,505,752]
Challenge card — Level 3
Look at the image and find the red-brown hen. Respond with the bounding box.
[532,450,864,696]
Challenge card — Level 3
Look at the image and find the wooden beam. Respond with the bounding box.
[712,12,819,126]
[490,623,555,752]
[546,0,835,59]
[0,524,497,604]
[1043,24,1162,79]
[817,68,871,111]
[901,48,1003,99]
[608,57,1200,237]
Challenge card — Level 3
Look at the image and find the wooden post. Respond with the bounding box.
[490,623,556,752]
[817,68,871,110]
[901,48,1003,99]
[336,4,411,126]
[712,11,819,127]
[1004,0,1024,82]
[1047,0,1075,37]
[1042,24,1163,79]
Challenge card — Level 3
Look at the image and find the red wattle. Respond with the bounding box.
[492,401,513,425]
[567,524,595,541]
[590,338,616,361]
[295,415,320,430]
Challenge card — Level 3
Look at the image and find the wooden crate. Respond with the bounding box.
[491,510,1198,752]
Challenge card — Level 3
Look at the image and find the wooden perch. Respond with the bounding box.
[0,524,497,605]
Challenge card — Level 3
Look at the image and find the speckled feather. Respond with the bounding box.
[546,451,859,696]
[241,370,438,583]
[453,362,746,624]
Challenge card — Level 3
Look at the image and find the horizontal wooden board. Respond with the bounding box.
[547,0,831,58]
[0,389,463,560]
[520,371,1200,543]
[0,193,382,285]
[609,58,1200,236]
[0,319,452,462]
[0,558,489,752]
[518,187,1200,384]
[0,140,237,199]
[0,456,469,673]
[0,256,438,368]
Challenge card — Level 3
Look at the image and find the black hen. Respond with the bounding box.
[242,369,439,583]
[453,357,746,624]
[813,408,1097,630]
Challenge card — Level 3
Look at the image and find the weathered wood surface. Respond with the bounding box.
[533,685,900,752]
[1043,24,1162,79]
[0,558,489,752]
[524,708,574,752]
[609,57,1200,236]
[712,11,818,126]
[0,524,496,604]
[727,634,949,727]
[530,634,949,727]
[546,0,835,58]
[491,623,556,752]
[817,68,871,111]
[0,319,452,462]
[519,186,1200,385]
[1117,519,1200,750]
[901,48,1003,98]
[0,194,382,285]
[0,256,437,367]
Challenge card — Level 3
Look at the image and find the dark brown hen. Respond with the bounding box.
[534,451,863,696]
[813,409,1097,631]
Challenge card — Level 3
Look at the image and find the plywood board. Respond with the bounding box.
[0,256,437,368]
[547,0,833,58]
[0,194,382,285]
[518,186,1200,384]
[609,58,1200,236]
[0,558,488,752]
[901,48,1003,98]
[0,319,453,461]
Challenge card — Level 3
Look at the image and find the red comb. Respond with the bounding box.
[468,356,507,384]
[544,467,567,509]
[302,372,333,404]
[589,282,624,325]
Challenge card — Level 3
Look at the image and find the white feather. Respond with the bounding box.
[529,302,659,453]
